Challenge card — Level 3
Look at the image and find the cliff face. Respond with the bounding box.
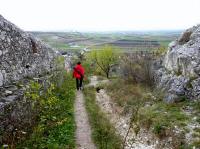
[0,15,61,145]
[156,25,200,102]
[0,15,58,87]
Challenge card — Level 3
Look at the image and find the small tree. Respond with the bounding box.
[89,46,119,78]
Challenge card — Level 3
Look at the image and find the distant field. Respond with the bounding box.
[31,31,181,53]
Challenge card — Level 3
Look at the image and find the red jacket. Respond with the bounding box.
[73,64,85,79]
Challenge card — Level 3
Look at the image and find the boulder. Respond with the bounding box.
[156,24,200,102]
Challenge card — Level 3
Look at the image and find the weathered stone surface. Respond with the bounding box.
[5,90,12,95]
[156,24,200,102]
[0,15,58,87]
[0,102,3,107]
[5,85,18,92]
[191,78,200,98]
[0,15,63,145]
[2,95,18,102]
[164,93,179,103]
[164,25,200,77]
[0,72,3,86]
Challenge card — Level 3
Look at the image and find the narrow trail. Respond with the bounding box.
[87,76,109,87]
[74,91,96,149]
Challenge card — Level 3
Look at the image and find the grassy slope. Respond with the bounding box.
[105,78,200,148]
[17,73,76,149]
[83,87,122,149]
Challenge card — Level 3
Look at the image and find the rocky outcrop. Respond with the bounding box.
[0,15,58,87]
[0,15,61,145]
[156,25,200,103]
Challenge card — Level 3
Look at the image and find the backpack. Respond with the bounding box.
[74,67,84,78]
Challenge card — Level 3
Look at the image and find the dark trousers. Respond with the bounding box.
[76,77,83,90]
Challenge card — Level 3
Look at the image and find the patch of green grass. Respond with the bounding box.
[17,73,76,149]
[194,128,200,134]
[192,140,200,148]
[193,101,200,113]
[159,40,171,47]
[106,78,149,110]
[152,123,167,137]
[106,78,190,140]
[83,87,122,149]
[139,102,189,137]
[50,43,70,49]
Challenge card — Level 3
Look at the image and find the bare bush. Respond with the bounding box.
[178,30,192,45]
[120,52,155,86]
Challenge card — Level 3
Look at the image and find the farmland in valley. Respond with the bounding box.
[31,31,181,53]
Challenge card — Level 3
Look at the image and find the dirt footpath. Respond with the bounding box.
[74,91,96,149]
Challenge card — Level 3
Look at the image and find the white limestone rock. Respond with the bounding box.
[156,24,200,102]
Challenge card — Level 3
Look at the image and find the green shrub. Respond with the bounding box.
[17,72,76,149]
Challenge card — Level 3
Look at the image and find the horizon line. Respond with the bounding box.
[27,29,184,33]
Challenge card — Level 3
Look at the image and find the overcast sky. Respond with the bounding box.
[0,0,200,31]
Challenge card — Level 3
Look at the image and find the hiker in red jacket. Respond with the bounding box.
[73,62,85,90]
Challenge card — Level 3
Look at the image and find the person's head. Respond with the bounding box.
[77,62,81,65]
